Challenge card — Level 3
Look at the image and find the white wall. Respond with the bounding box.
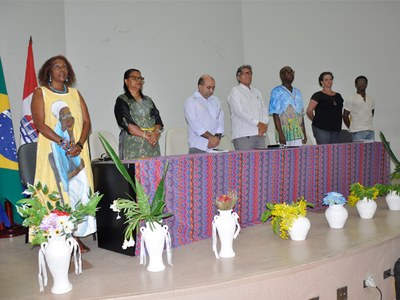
[242,1,400,146]
[64,0,243,152]
[1,0,400,158]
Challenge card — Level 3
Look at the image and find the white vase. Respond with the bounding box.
[140,221,172,272]
[386,191,400,210]
[288,216,310,241]
[325,204,348,229]
[212,209,241,259]
[356,197,377,219]
[38,235,80,294]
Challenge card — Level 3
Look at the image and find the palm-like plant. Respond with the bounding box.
[98,133,172,247]
[380,131,400,180]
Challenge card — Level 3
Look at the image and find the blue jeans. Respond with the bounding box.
[352,130,375,142]
[312,126,341,145]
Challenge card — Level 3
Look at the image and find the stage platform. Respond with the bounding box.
[1,199,399,299]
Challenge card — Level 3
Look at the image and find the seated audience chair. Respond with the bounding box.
[165,128,189,156]
[89,131,118,160]
[18,142,37,188]
[17,142,37,243]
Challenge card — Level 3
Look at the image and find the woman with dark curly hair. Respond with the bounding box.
[31,55,94,252]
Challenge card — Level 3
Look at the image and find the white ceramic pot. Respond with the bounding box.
[140,222,171,272]
[288,216,310,241]
[356,197,377,219]
[212,209,241,258]
[386,191,400,211]
[40,236,74,294]
[325,204,348,229]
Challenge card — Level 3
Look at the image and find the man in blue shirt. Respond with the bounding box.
[269,66,307,146]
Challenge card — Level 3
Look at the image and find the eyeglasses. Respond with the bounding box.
[128,76,145,81]
[60,112,72,120]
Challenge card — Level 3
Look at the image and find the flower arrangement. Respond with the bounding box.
[16,182,103,245]
[99,133,173,249]
[215,191,238,210]
[261,197,314,239]
[322,192,347,206]
[348,182,379,207]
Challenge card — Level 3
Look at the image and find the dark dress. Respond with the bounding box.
[311,91,344,132]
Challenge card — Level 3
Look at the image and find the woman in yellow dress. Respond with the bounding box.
[31,55,94,252]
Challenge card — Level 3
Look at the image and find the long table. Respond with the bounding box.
[127,142,389,251]
[91,142,389,255]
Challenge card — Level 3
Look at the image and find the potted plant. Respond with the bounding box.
[380,131,400,180]
[212,191,240,259]
[322,192,348,229]
[98,133,173,272]
[261,197,314,241]
[348,182,379,219]
[374,183,400,211]
[16,182,102,294]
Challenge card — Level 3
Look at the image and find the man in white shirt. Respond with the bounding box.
[228,65,268,150]
[343,76,375,142]
[184,74,224,154]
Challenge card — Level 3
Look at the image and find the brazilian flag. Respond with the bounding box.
[0,57,23,224]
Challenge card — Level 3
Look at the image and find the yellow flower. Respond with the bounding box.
[263,197,313,239]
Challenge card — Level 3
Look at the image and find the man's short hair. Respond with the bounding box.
[236,65,252,77]
[279,66,292,76]
[198,76,205,86]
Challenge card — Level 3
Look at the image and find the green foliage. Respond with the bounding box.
[380,131,400,180]
[374,183,400,197]
[98,133,173,246]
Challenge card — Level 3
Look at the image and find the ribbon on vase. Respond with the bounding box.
[232,212,241,239]
[212,215,219,259]
[164,225,173,266]
[139,234,146,266]
[38,243,48,292]
[68,237,82,275]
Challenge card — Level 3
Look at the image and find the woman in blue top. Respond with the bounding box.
[306,72,344,144]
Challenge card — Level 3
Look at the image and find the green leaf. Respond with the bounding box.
[135,181,151,216]
[35,182,42,191]
[46,201,54,211]
[42,184,49,195]
[261,210,272,223]
[98,133,136,192]
[380,131,400,166]
[272,218,280,236]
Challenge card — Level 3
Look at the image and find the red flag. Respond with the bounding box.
[20,36,38,144]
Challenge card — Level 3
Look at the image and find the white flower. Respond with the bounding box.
[122,238,135,249]
[110,201,120,213]
[63,220,75,234]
